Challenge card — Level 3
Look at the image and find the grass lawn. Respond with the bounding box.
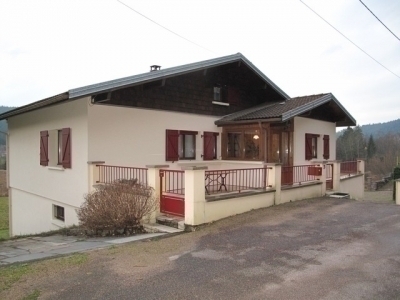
[0,197,9,240]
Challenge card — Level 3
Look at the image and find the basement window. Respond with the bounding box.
[53,205,65,222]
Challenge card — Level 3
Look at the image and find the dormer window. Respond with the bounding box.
[212,86,229,106]
[213,86,221,101]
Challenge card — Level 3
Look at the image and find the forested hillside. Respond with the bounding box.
[337,125,400,177]
[361,119,400,138]
[0,106,16,145]
[338,118,400,138]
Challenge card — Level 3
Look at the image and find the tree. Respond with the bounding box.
[336,126,365,160]
[366,135,376,160]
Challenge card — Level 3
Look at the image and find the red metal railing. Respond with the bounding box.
[205,167,269,195]
[281,165,320,186]
[96,165,148,185]
[340,161,358,175]
[159,169,185,195]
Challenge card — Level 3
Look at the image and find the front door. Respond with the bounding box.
[270,129,293,185]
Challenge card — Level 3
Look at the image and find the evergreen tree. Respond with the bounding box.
[367,135,376,160]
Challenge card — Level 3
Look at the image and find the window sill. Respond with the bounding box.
[212,101,229,106]
[51,219,65,228]
[48,166,65,171]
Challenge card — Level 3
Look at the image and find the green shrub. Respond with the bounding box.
[393,166,400,180]
[77,180,158,236]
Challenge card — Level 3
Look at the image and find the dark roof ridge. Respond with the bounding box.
[69,52,289,100]
[215,92,356,126]
[0,53,289,120]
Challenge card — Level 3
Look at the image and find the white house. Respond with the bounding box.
[0,53,358,236]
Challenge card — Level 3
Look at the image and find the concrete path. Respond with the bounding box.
[0,224,182,265]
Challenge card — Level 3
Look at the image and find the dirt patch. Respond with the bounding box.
[0,170,7,197]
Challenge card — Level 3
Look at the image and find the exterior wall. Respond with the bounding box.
[88,104,222,169]
[293,117,336,165]
[107,64,285,118]
[8,98,89,235]
[339,175,364,199]
[11,189,79,234]
[184,167,275,226]
[279,183,323,205]
[203,192,275,224]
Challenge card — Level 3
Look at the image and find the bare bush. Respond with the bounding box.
[77,180,158,236]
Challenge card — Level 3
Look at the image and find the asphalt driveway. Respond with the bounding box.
[2,197,400,299]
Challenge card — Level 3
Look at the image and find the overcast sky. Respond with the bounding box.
[0,0,399,126]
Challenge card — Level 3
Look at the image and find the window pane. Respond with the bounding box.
[179,134,195,159]
[184,135,195,158]
[178,135,183,158]
[58,130,62,164]
[271,133,280,162]
[214,87,221,101]
[227,133,241,158]
[282,132,289,165]
[312,137,317,158]
[244,131,260,159]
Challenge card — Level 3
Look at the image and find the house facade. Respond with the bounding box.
[0,53,357,236]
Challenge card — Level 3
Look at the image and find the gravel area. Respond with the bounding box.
[1,196,400,300]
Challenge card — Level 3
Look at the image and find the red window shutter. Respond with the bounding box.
[203,132,218,160]
[40,131,49,166]
[323,135,330,159]
[166,129,179,162]
[62,128,72,168]
[305,134,312,160]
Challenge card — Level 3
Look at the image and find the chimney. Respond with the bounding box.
[150,65,161,72]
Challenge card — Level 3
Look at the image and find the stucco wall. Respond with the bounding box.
[88,104,221,168]
[11,189,80,234]
[199,192,275,225]
[340,175,364,200]
[279,183,323,205]
[8,98,89,235]
[293,117,336,165]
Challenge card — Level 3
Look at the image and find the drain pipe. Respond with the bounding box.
[0,130,11,236]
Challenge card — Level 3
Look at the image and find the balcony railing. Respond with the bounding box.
[281,165,320,186]
[96,165,148,185]
[205,167,269,195]
[340,161,358,176]
[159,169,185,196]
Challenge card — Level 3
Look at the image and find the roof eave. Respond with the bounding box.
[281,93,357,126]
[0,92,69,121]
[215,117,281,126]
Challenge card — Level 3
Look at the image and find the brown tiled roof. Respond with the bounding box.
[215,93,356,127]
